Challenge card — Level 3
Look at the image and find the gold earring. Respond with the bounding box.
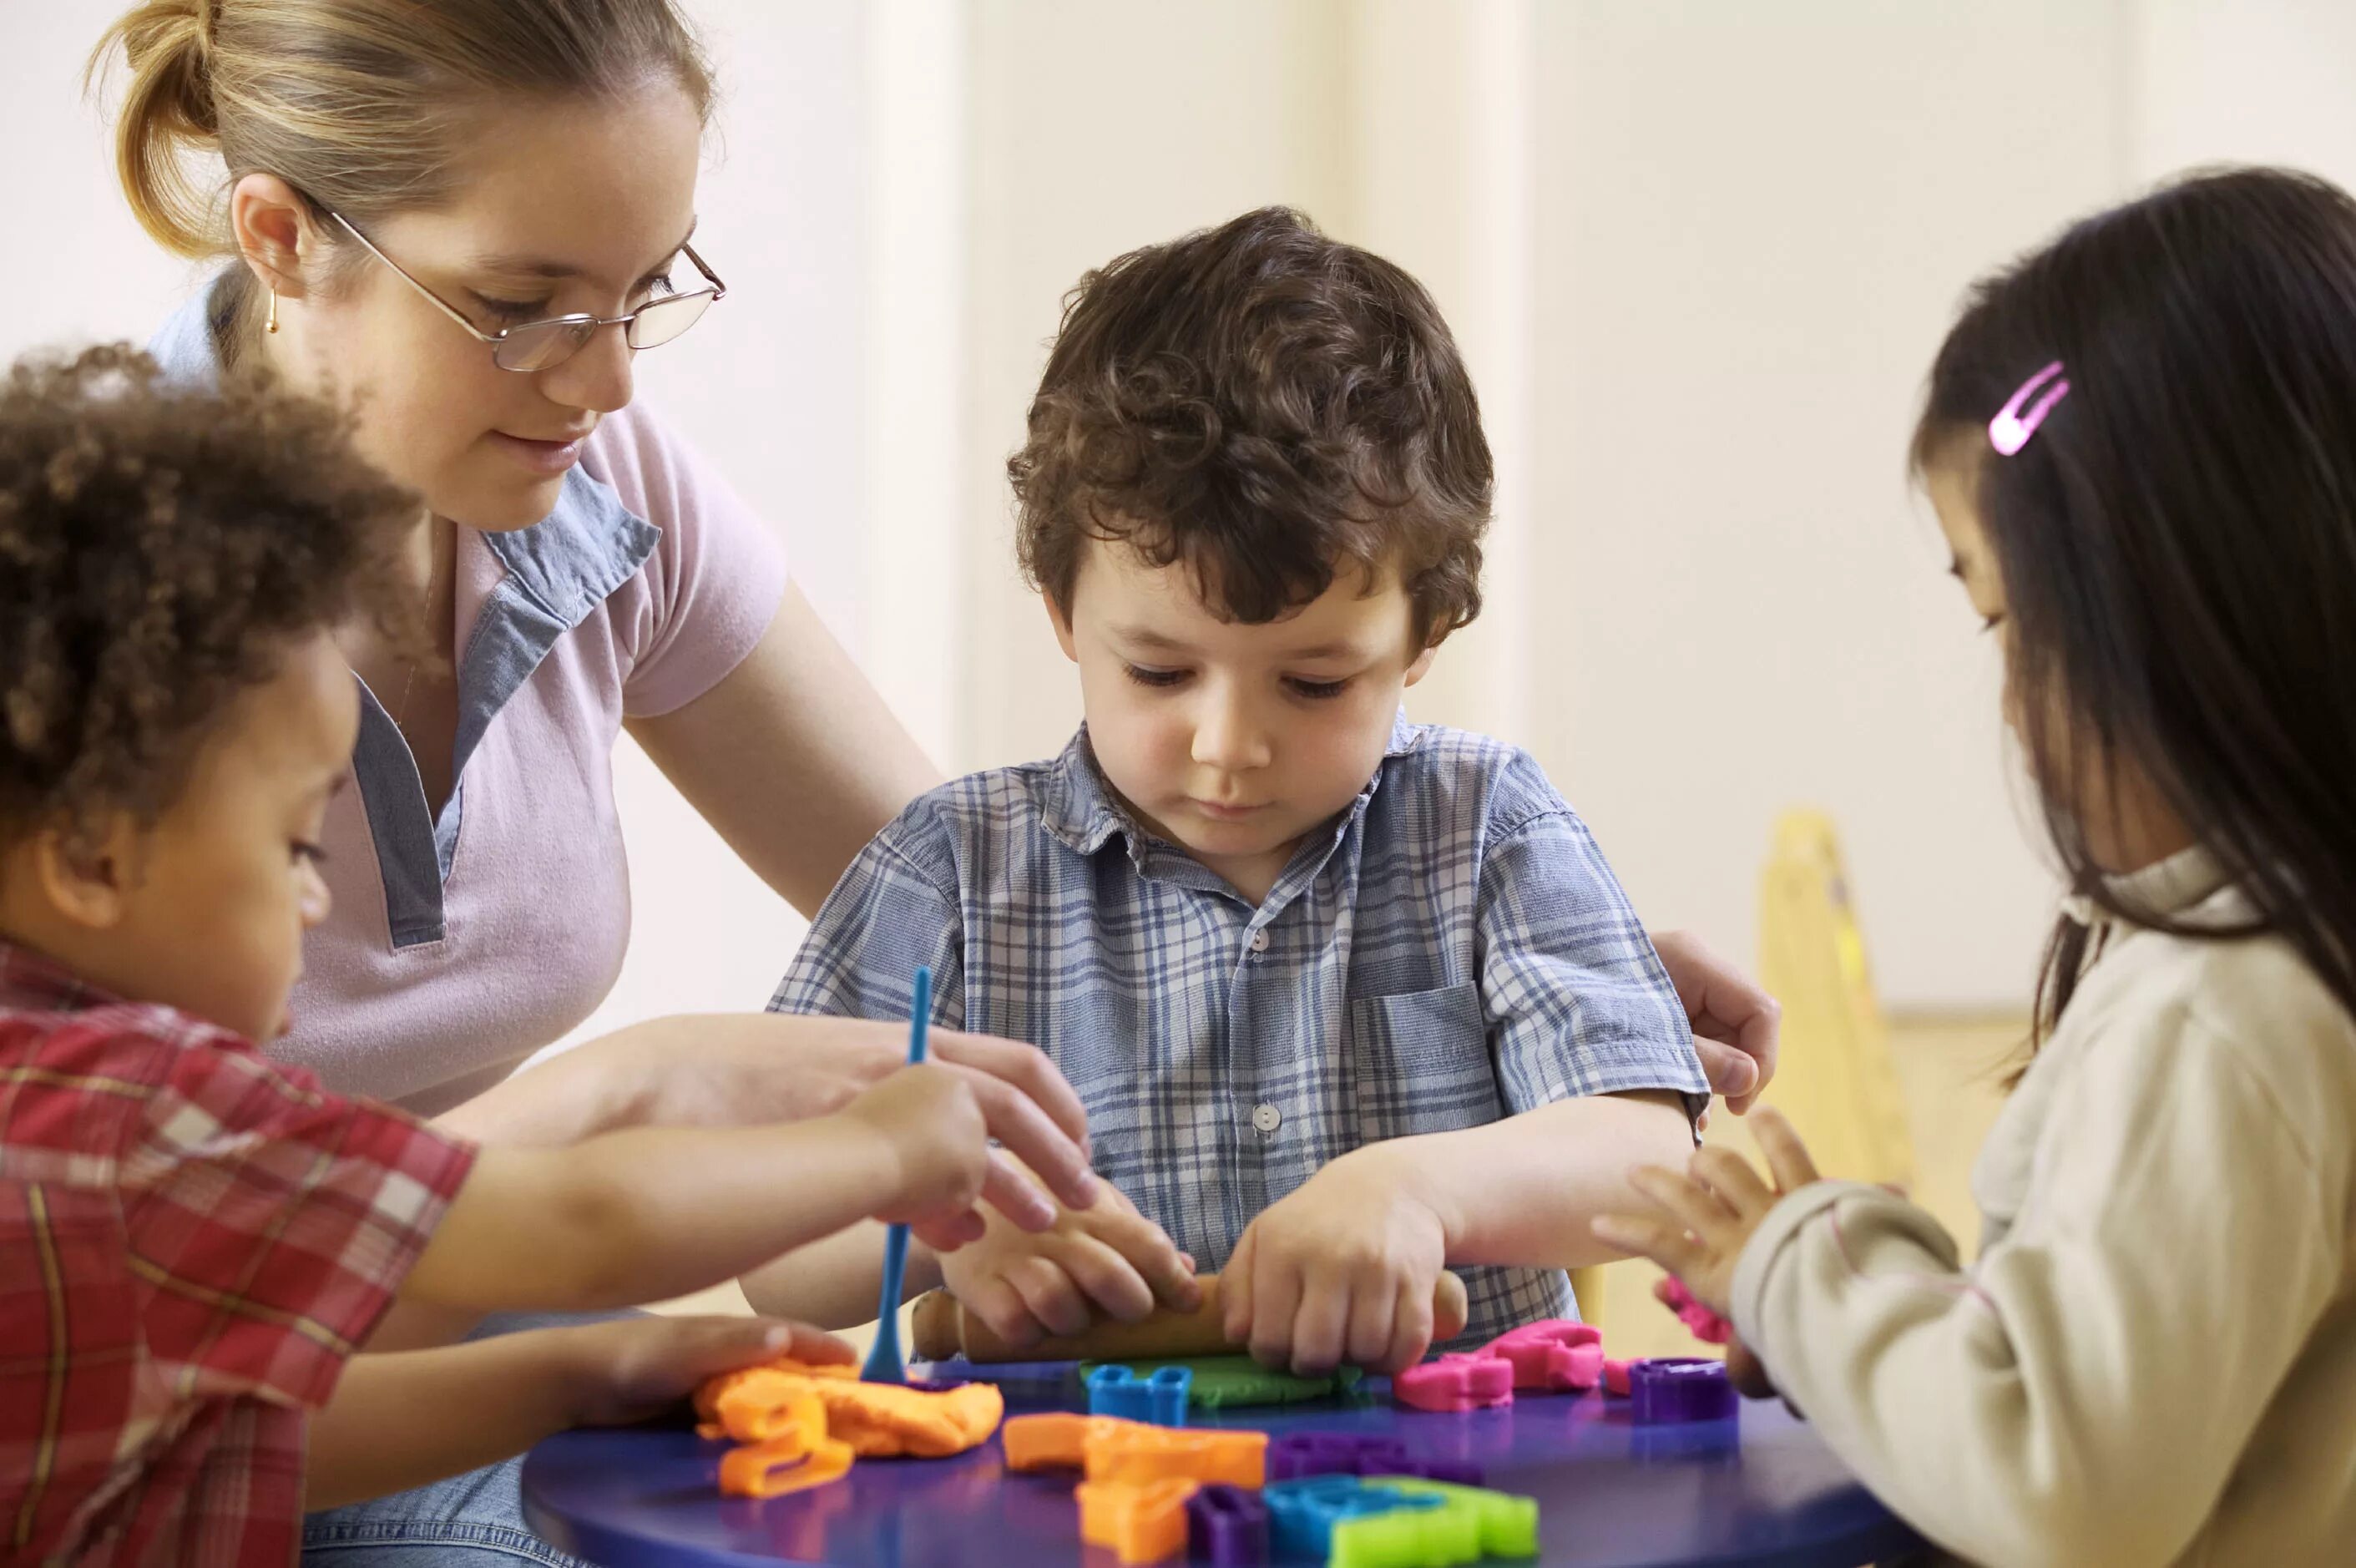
[267,291,280,334]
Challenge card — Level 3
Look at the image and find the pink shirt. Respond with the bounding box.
[152,291,789,1113]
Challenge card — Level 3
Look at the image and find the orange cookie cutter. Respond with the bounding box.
[699,1360,1003,1460]
[1004,1413,1134,1472]
[1078,1477,1200,1565]
[713,1388,857,1500]
[1085,1424,1268,1490]
[1001,1412,1267,1488]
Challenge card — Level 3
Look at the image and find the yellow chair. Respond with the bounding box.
[1570,1265,1607,1335]
[1753,809,1914,1188]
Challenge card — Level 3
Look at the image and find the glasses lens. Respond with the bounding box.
[494,318,599,372]
[626,291,715,351]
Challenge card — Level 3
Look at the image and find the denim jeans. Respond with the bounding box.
[301,1312,634,1568]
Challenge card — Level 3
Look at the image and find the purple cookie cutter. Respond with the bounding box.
[1629,1358,1737,1424]
[1186,1483,1272,1566]
[1265,1432,1484,1486]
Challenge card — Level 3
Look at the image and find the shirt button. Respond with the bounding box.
[1248,929,1271,953]
[1252,1102,1282,1134]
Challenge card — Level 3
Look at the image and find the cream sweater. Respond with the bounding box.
[1732,850,2356,1566]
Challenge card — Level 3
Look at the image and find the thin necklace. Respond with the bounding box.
[391,660,419,732]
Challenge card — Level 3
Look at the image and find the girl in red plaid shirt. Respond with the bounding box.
[0,348,1001,1565]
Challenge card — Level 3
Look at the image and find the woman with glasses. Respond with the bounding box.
[92,3,1106,1564]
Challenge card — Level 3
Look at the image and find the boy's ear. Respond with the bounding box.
[1403,638,1442,688]
[1044,595,1079,664]
[25,818,140,933]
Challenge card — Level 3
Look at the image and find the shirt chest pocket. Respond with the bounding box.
[1347,982,1504,1139]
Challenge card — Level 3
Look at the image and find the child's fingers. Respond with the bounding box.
[933,1051,1099,1213]
[957,1273,1047,1350]
[591,1316,847,1424]
[1051,1233,1160,1323]
[1076,1206,1202,1313]
[1246,1257,1307,1372]
[736,1317,857,1366]
[909,1210,988,1254]
[1384,1277,1436,1375]
[1222,1228,1259,1342]
[1628,1165,1738,1237]
[1591,1213,1699,1275]
[1005,1252,1095,1338]
[1690,1146,1776,1213]
[1748,1106,1823,1191]
[1344,1276,1401,1371]
[1723,1334,1778,1400]
[976,1151,1059,1233]
[1285,1268,1351,1377]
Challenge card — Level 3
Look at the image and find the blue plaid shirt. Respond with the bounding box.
[771,716,1706,1344]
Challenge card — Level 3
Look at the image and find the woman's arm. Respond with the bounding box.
[626,583,943,915]
[430,1011,1096,1216]
[404,1065,981,1315]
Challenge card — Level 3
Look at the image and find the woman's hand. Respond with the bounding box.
[437,1012,1097,1237]
[1649,929,1781,1115]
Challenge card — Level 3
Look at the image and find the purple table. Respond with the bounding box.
[521,1369,1922,1567]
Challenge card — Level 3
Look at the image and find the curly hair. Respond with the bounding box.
[1009,207,1491,645]
[0,344,422,851]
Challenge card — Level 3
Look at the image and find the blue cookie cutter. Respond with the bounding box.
[1265,1474,1443,1559]
[1086,1363,1193,1426]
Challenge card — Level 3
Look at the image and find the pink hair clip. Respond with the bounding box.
[1988,360,2069,456]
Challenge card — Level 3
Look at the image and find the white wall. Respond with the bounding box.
[14,3,2356,1026]
[1520,1,2131,1007]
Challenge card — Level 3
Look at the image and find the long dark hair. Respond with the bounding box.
[1914,167,2356,1046]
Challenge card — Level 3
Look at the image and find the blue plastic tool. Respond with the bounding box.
[1085,1363,1193,1426]
[861,965,932,1383]
[1265,1475,1442,1560]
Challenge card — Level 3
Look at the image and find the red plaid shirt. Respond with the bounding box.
[0,943,476,1566]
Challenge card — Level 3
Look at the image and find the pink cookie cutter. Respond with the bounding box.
[1393,1353,1515,1414]
[1481,1321,1605,1393]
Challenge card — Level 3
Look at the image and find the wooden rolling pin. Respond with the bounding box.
[910,1270,1470,1365]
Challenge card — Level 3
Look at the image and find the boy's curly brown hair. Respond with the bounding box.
[0,344,422,852]
[1009,207,1491,646]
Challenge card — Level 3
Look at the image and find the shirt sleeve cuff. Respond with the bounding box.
[1727,1178,1874,1353]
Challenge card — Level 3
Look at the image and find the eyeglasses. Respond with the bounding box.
[328,211,726,373]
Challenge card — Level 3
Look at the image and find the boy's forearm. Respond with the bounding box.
[406,1114,903,1313]
[304,1336,584,1510]
[738,1222,945,1329]
[1368,1090,1695,1272]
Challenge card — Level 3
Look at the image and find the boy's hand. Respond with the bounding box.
[1223,1148,1448,1377]
[557,1315,852,1428]
[836,1065,993,1247]
[1590,1105,1821,1319]
[938,1175,1201,1348]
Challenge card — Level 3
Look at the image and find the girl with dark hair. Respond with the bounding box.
[1598,167,2356,1565]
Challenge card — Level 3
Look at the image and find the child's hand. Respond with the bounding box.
[1721,1332,1779,1401]
[835,1064,993,1246]
[938,1175,1201,1348]
[1591,1105,1821,1319]
[556,1315,852,1428]
[1223,1149,1448,1378]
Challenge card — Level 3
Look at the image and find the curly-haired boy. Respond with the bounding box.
[0,347,995,1565]
[766,210,1710,1372]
